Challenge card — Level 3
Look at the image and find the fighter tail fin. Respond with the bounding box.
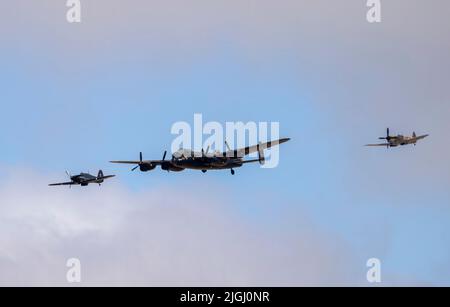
[98,170,104,178]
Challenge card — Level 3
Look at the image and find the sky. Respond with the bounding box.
[0,0,450,286]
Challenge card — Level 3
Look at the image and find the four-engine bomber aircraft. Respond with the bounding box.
[49,170,115,187]
[110,138,290,175]
[366,128,429,148]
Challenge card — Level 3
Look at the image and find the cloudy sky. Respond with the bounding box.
[0,0,449,286]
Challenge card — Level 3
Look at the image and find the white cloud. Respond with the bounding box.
[0,170,357,286]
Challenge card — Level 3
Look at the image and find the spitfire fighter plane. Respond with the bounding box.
[49,170,115,187]
[366,128,428,148]
[110,138,290,175]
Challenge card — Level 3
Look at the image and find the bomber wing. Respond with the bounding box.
[110,151,166,166]
[365,143,389,147]
[222,138,290,158]
[110,160,163,165]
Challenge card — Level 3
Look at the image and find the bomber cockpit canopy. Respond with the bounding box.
[172,148,194,160]
[172,148,223,159]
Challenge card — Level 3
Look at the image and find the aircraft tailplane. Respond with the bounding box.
[257,142,265,165]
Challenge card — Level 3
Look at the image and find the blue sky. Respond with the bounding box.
[0,0,449,285]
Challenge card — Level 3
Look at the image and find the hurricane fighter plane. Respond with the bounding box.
[366,128,428,148]
[110,138,290,175]
[49,170,115,187]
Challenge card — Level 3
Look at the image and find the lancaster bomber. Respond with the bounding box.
[49,170,115,187]
[366,128,428,148]
[110,138,290,175]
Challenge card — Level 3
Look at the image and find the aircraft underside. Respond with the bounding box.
[174,160,243,171]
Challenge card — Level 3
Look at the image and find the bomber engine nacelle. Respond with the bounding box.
[129,153,157,172]
[140,163,157,172]
[161,161,184,172]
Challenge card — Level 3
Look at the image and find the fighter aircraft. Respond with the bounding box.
[365,128,429,148]
[110,138,290,175]
[49,170,115,187]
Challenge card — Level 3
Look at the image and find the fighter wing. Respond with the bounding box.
[222,138,290,158]
[90,175,116,183]
[414,134,429,141]
[76,175,115,184]
[365,143,389,147]
[96,175,116,181]
[49,181,76,186]
[78,175,117,184]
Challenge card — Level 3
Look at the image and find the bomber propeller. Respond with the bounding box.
[131,152,143,171]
